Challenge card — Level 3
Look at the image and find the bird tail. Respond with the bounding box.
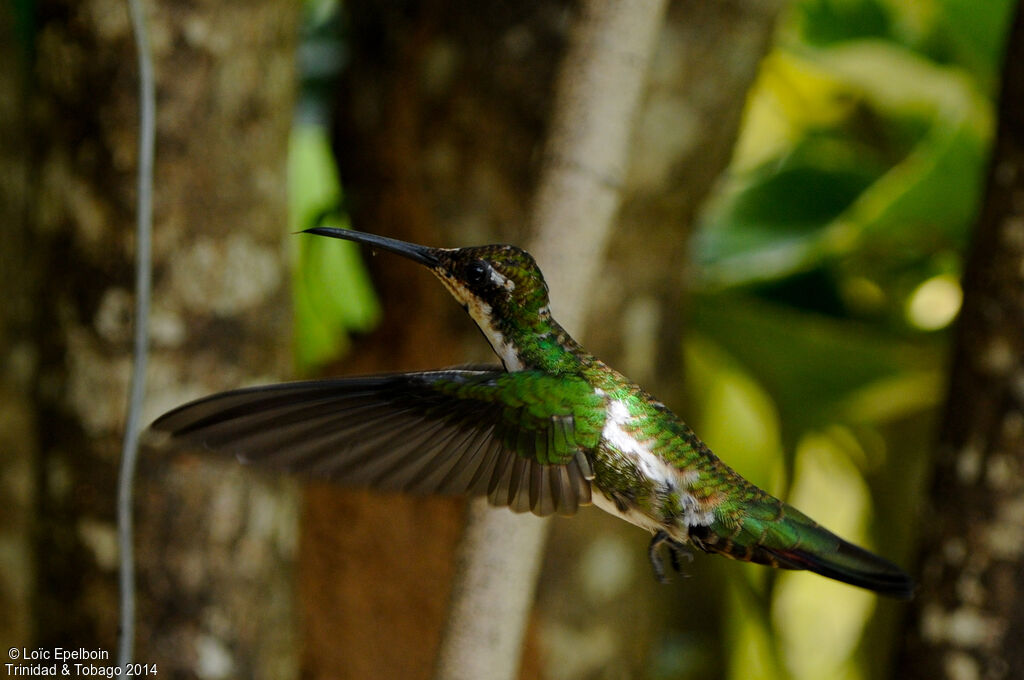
[694,502,914,599]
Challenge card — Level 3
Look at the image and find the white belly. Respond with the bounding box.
[592,398,716,533]
[590,488,668,535]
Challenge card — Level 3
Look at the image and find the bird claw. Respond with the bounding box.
[648,529,694,583]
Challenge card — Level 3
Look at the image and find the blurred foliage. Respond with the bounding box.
[682,0,1016,678]
[690,297,944,445]
[698,44,991,295]
[289,125,379,374]
[290,0,379,375]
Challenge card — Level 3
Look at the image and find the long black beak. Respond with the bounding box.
[303,227,441,267]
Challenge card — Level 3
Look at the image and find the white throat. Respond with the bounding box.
[472,301,525,372]
[435,272,526,372]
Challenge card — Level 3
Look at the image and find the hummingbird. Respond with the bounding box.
[151,227,914,598]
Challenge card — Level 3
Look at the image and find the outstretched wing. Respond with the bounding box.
[148,368,606,516]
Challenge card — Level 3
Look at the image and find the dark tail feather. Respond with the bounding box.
[698,502,915,599]
[763,535,915,600]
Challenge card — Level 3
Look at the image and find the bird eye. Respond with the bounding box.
[466,260,490,287]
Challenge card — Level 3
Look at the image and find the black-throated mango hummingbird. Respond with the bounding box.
[151,228,914,598]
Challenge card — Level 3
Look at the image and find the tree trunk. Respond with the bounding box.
[0,0,36,652]
[537,2,786,677]
[895,4,1024,678]
[26,1,300,676]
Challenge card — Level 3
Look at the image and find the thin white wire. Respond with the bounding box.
[117,0,155,666]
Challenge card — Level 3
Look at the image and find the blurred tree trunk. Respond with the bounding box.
[306,1,783,678]
[26,1,300,676]
[540,2,785,677]
[0,0,36,651]
[435,3,669,678]
[895,4,1024,678]
[302,3,568,677]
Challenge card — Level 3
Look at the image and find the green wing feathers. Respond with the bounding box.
[695,500,914,599]
[433,371,605,464]
[148,369,603,517]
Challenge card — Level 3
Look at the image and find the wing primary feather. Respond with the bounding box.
[155,381,387,436]
[434,424,498,494]
[535,466,556,516]
[416,423,500,494]
[371,419,461,483]
[257,408,435,478]
[507,457,534,513]
[468,437,506,495]
[529,462,543,513]
[570,456,593,505]
[202,401,404,456]
[403,425,483,494]
[487,447,517,501]
[551,465,572,515]
[235,403,426,466]
[372,421,469,490]
[505,455,530,508]
[172,395,368,442]
[327,418,451,482]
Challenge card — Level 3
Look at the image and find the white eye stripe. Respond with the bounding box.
[488,266,515,290]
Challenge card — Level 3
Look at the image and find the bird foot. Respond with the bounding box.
[648,529,694,584]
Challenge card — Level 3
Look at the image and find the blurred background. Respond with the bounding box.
[2,0,1021,678]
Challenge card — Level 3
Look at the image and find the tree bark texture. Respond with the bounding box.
[26,1,300,676]
[0,0,36,653]
[896,5,1024,679]
[308,1,784,678]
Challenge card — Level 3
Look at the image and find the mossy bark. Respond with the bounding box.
[896,5,1024,678]
[26,1,300,676]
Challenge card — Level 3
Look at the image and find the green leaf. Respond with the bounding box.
[688,294,943,445]
[696,43,992,289]
[289,124,380,374]
[684,335,787,497]
[725,579,786,680]
[795,0,892,46]
[926,0,1017,92]
[697,133,887,285]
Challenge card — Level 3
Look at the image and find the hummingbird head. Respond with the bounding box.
[304,228,556,370]
[431,244,550,318]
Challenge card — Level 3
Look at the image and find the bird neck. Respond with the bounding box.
[479,310,591,376]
